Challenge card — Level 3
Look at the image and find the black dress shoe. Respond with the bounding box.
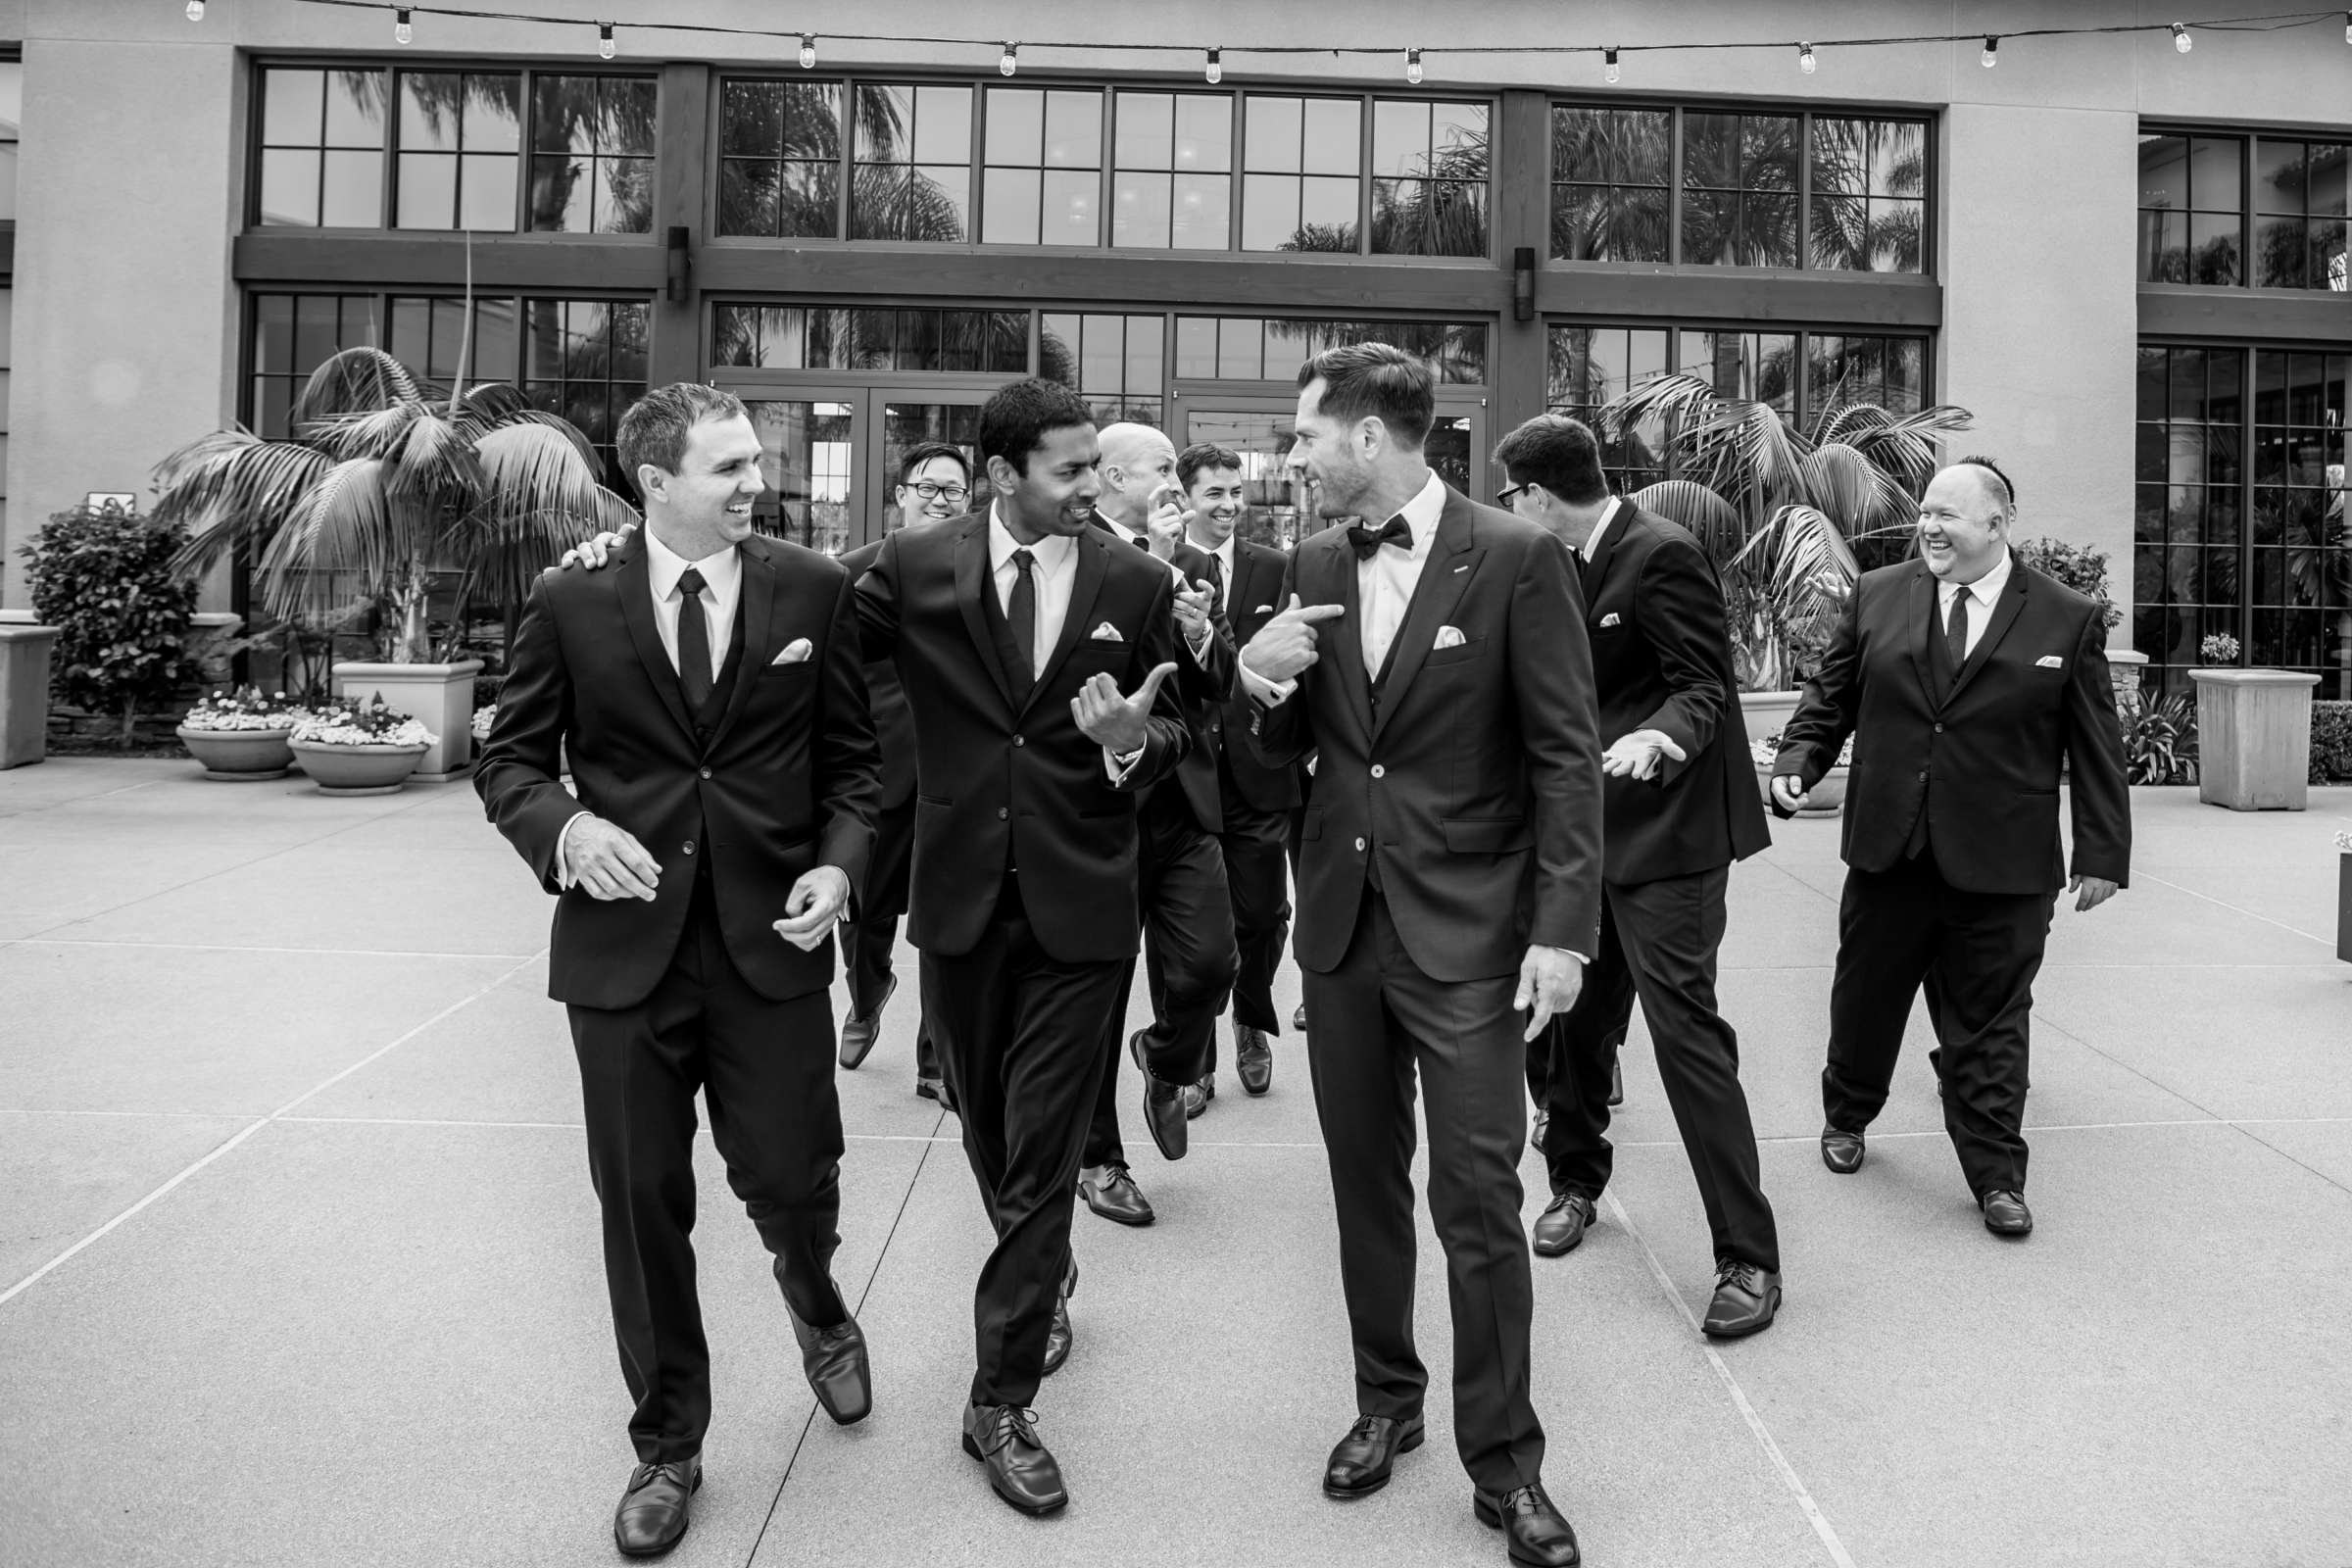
[612,1456,700,1557]
[1184,1073,1214,1118]
[1531,1192,1595,1257]
[1701,1258,1781,1339]
[784,1299,871,1425]
[963,1402,1067,1515]
[1235,1026,1273,1095]
[1980,1189,2034,1237]
[1043,1253,1078,1375]
[1131,1031,1189,1160]
[1820,1126,1865,1174]
[1474,1481,1581,1566]
[1322,1412,1424,1498]
[1294,1003,1308,1031]
[1079,1162,1154,1226]
[1607,1058,1623,1106]
[838,974,895,1070]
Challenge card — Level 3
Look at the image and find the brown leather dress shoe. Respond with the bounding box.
[1474,1480,1581,1566]
[1323,1412,1424,1497]
[837,973,894,1069]
[1235,1026,1273,1095]
[612,1456,700,1557]
[1132,1031,1189,1160]
[1981,1189,2034,1237]
[963,1402,1067,1515]
[1821,1126,1866,1174]
[1532,1193,1596,1257]
[1079,1162,1154,1226]
[1701,1259,1782,1339]
[784,1299,871,1425]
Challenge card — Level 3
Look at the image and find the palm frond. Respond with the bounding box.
[1841,403,1976,493]
[151,431,334,579]
[1733,503,1859,611]
[462,421,642,606]
[384,410,486,521]
[1600,371,1721,448]
[1800,443,1916,536]
[261,457,395,621]
[1810,399,1893,450]
[1629,479,1743,558]
[289,348,423,426]
[1691,398,1814,506]
[453,381,535,427]
[300,399,428,462]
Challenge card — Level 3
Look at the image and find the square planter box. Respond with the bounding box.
[331,659,483,781]
[0,623,59,769]
[2189,667,2319,811]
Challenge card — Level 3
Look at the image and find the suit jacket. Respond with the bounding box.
[1773,559,2132,895]
[855,511,1190,961]
[477,533,882,1009]
[1161,539,1238,832]
[1246,483,1606,981]
[1581,503,1770,884]
[838,538,914,811]
[1215,536,1306,813]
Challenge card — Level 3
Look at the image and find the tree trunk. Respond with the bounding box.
[119,694,139,750]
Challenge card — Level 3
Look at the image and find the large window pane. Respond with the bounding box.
[1368,99,1489,257]
[981,87,1101,244]
[1808,118,1924,272]
[526,75,657,233]
[523,299,651,489]
[851,84,971,241]
[1113,90,1232,250]
[395,73,520,230]
[1549,106,1668,262]
[257,67,386,228]
[1041,313,1164,426]
[1682,113,1798,267]
[716,78,843,238]
[247,292,379,438]
[1243,95,1360,252]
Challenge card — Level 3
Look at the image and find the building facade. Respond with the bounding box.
[0,1,2343,697]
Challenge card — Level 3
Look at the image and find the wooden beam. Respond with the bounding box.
[2138,285,2352,346]
[1490,91,1551,444]
[650,62,711,386]
[1537,267,1943,328]
[233,232,665,291]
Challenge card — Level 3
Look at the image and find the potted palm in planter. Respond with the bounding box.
[151,340,640,783]
[176,685,306,780]
[288,691,436,796]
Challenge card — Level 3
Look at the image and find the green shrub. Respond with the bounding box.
[2015,537,2124,631]
[20,503,200,748]
[2122,693,2198,785]
[2309,700,2352,784]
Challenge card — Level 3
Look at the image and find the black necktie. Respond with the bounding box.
[1007,549,1037,686]
[1348,515,1412,561]
[1945,587,1970,684]
[1202,550,1226,611]
[676,565,712,713]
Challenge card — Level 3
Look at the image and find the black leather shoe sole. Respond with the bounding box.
[1323,1418,1425,1498]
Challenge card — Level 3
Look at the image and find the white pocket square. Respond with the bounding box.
[1091,621,1124,642]
[1253,604,1273,613]
[1433,625,1466,651]
[771,638,813,665]
[2035,655,2064,669]
[1598,612,1622,628]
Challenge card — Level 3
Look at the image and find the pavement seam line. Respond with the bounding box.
[2134,869,2333,950]
[0,947,544,1309]
[1599,1190,1859,1568]
[24,938,541,960]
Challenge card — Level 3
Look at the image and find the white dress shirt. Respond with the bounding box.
[989,505,1078,673]
[1579,497,1627,562]
[1939,548,2012,660]
[1358,470,1448,676]
[644,525,742,674]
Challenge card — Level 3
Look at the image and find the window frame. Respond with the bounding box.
[2139,120,2352,295]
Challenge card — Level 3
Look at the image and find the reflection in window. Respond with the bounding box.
[0,61,24,223]
[744,398,857,555]
[851,83,972,242]
[2137,133,2243,285]
[1804,334,1924,416]
[1176,317,1486,384]
[527,76,656,233]
[880,403,982,532]
[248,293,380,437]
[2253,139,2350,291]
[1041,313,1163,426]
[396,72,522,230]
[1112,91,1232,250]
[257,68,387,227]
[1808,118,1924,272]
[983,87,1102,245]
[718,78,844,238]
[710,304,1026,373]
[1369,100,1488,256]
[2248,351,2348,674]
[1549,106,1669,262]
[1682,112,1798,267]
[523,300,651,489]
[2132,343,2247,689]
[389,295,520,385]
[1545,325,1669,487]
[1681,329,1796,414]
[1241,95,1360,253]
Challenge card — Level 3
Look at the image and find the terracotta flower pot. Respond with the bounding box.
[176,724,296,781]
[289,738,429,796]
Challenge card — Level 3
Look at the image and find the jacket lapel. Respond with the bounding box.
[702,542,776,754]
[1316,531,1376,742]
[1581,498,1631,599]
[954,514,1018,713]
[1943,564,2030,706]
[1906,563,1936,705]
[1027,527,1111,715]
[1370,488,1484,746]
[614,541,698,745]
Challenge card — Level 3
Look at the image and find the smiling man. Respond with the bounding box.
[1771,457,2132,1240]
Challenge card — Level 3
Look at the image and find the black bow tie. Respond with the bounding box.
[1348,515,1412,561]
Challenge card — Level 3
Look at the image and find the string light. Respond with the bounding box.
[184,0,204,20]
[1798,41,1816,73]
[598,22,615,59]
[1982,34,1999,67]
[2342,9,2349,42]
[1604,46,1620,83]
[2172,23,2192,51]
[1204,46,1221,84]
[799,33,816,69]
[1405,46,1423,84]
[394,7,412,44]
[999,41,1017,76]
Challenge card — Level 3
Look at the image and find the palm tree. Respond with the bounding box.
[151,346,640,665]
[1598,371,1975,690]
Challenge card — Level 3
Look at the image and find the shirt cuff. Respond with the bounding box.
[1184,624,1213,664]
[1538,942,1592,965]
[554,810,592,889]
[1104,745,1146,784]
[1238,659,1297,707]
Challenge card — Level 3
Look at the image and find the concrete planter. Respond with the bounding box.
[2339,852,2352,964]
[1739,690,1800,748]
[331,659,481,781]
[176,724,295,781]
[2189,667,2319,811]
[0,622,60,769]
[289,738,429,796]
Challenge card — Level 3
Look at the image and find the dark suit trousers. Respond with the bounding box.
[923,874,1127,1406]
[1083,789,1237,1168]
[566,876,848,1465]
[1824,850,2056,1198]
[1530,868,1779,1271]
[1210,788,1294,1051]
[1305,889,1544,1494]
[839,793,938,1079]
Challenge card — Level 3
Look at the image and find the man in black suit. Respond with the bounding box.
[1772,458,2131,1239]
[1240,345,1602,1568]
[836,443,972,1105]
[853,380,1191,1515]
[1494,416,1781,1340]
[477,384,883,1557]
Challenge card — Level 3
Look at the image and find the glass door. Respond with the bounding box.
[734,391,861,557]
[876,387,992,533]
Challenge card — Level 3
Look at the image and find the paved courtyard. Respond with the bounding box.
[2,758,2348,1568]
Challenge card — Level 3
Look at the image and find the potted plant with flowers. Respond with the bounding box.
[176,685,308,780]
[1753,730,1853,816]
[288,691,436,796]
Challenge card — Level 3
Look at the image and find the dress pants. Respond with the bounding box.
[1205,787,1293,1063]
[566,874,848,1465]
[1304,888,1544,1495]
[1823,848,2056,1198]
[923,872,1128,1406]
[1529,867,1779,1271]
[1083,788,1237,1168]
[840,792,939,1080]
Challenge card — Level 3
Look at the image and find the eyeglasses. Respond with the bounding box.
[1495,482,1533,507]
[906,480,970,503]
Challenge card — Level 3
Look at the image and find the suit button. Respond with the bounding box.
[1354,836,1367,852]
[1933,723,1943,735]
[997,807,1008,820]
[1916,770,1927,782]
[699,766,712,779]
[1370,764,1385,779]
[1013,735,1025,748]
[682,840,697,856]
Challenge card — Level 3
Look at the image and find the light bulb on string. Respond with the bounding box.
[1405,47,1424,84]
[598,23,615,59]
[1000,42,1018,76]
[1604,47,1620,83]
[800,34,816,70]
[184,0,204,21]
[1798,42,1816,74]
[394,8,412,44]
[2341,9,2348,43]
[2172,24,2191,53]
[1205,47,1221,85]
[1982,35,1998,68]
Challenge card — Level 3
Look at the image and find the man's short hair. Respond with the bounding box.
[1176,442,1243,491]
[615,383,748,497]
[897,441,971,487]
[1956,454,2016,510]
[1492,415,1610,508]
[979,378,1096,475]
[1295,342,1435,449]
